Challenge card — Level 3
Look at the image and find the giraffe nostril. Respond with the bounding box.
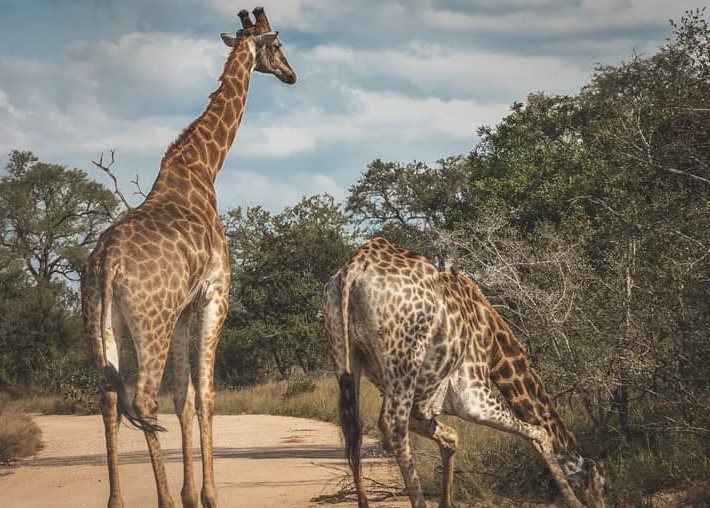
[281,71,297,85]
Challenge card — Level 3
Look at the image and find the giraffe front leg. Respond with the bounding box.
[101,387,124,508]
[381,396,427,508]
[446,380,584,508]
[196,294,227,508]
[409,416,458,508]
[171,316,199,508]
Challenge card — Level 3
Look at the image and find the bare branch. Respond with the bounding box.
[92,150,132,211]
[654,164,710,185]
[130,174,148,199]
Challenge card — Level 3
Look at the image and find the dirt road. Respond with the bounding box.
[0,414,412,508]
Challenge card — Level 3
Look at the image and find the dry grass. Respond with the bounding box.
[0,393,43,464]
[201,377,536,505]
[158,375,382,433]
[8,394,62,415]
[159,377,709,506]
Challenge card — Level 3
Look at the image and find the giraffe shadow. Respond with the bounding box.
[26,444,375,468]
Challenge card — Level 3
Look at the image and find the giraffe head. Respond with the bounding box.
[561,455,608,507]
[220,7,297,84]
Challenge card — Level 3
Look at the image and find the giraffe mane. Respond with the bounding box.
[159,33,249,170]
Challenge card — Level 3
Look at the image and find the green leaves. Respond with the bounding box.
[0,151,119,391]
[219,194,353,385]
[0,150,120,283]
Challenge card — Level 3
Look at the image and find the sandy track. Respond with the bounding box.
[0,414,413,508]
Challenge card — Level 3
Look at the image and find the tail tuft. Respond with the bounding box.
[338,372,362,472]
[103,365,166,433]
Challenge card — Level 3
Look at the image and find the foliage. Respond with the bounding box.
[461,11,710,442]
[346,157,471,263]
[0,150,119,284]
[282,374,317,399]
[0,151,118,392]
[219,194,353,385]
[56,365,100,415]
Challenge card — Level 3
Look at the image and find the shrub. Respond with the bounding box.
[56,366,100,415]
[283,375,317,399]
[0,393,43,463]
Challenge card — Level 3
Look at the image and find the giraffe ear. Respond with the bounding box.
[220,32,237,47]
[253,31,278,49]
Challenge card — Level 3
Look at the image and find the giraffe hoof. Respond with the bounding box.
[200,490,217,508]
[107,496,124,508]
[181,492,199,508]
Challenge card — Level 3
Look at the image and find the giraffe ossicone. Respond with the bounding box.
[81,7,295,508]
[323,236,607,508]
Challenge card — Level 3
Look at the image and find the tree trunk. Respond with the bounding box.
[614,239,636,436]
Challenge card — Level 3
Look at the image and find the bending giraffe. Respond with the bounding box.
[81,8,296,508]
[323,237,607,508]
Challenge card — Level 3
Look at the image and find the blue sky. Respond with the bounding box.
[0,0,701,212]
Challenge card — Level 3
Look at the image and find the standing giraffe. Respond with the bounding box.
[81,8,296,508]
[323,237,607,508]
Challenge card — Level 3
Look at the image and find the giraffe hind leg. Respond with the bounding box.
[171,315,198,508]
[195,293,228,508]
[409,415,458,508]
[101,387,124,508]
[380,394,427,508]
[131,329,175,508]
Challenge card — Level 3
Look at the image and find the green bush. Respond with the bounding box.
[56,366,100,415]
[282,374,317,399]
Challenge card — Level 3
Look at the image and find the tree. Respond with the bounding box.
[460,11,710,440]
[346,157,472,263]
[219,194,353,386]
[0,150,120,284]
[0,150,119,390]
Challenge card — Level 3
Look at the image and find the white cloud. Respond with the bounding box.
[255,126,316,156]
[204,0,358,32]
[235,88,507,158]
[1,0,695,214]
[0,31,225,168]
[69,32,222,86]
[0,88,24,120]
[66,32,225,116]
[217,168,345,211]
[423,0,700,36]
[306,42,590,98]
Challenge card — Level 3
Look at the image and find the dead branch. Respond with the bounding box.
[309,463,405,504]
[92,149,131,210]
[130,173,148,199]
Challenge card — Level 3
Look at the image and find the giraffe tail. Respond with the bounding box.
[98,260,165,433]
[338,373,362,476]
[337,262,363,479]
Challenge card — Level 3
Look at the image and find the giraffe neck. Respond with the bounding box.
[488,318,580,457]
[151,36,254,198]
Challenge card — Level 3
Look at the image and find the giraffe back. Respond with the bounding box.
[324,237,469,413]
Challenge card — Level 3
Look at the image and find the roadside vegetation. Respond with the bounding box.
[0,393,43,464]
[1,10,708,507]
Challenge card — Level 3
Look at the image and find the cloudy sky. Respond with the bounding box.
[0,0,701,212]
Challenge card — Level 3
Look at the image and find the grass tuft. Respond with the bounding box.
[0,393,43,464]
